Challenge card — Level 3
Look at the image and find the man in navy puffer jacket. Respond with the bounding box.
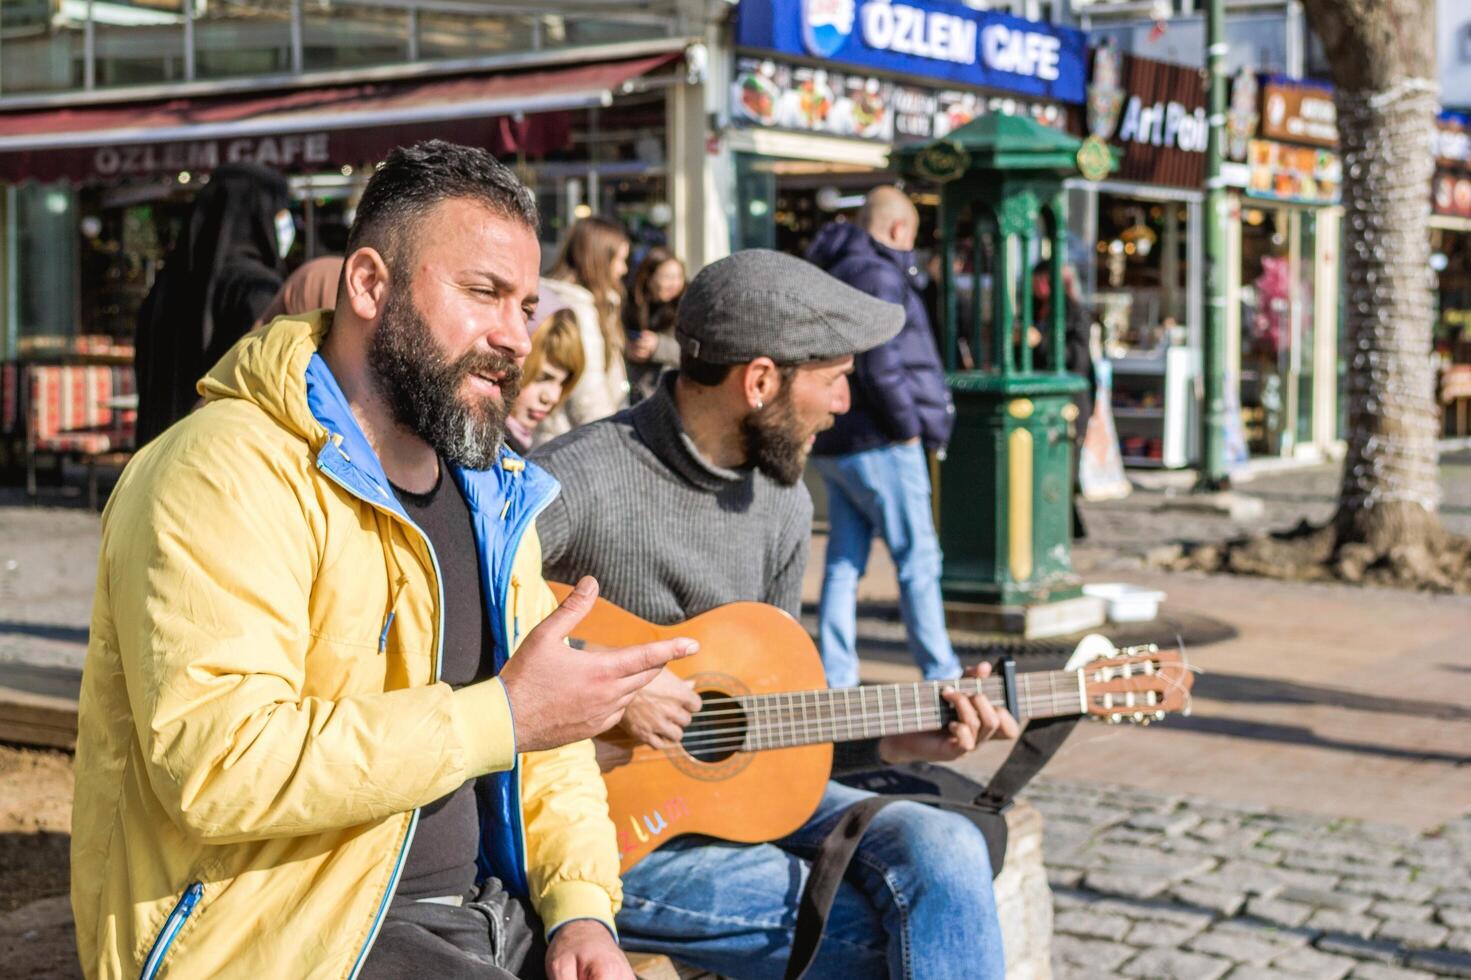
[807,187,963,688]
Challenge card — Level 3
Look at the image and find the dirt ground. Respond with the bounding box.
[0,745,81,979]
[1164,521,1471,593]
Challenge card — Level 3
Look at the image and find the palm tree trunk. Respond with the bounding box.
[1300,0,1443,555]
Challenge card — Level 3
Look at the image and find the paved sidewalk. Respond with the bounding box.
[1031,778,1471,979]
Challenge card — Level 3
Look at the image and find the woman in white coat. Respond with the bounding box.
[535,216,631,445]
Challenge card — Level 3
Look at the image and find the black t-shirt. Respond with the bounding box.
[390,462,493,901]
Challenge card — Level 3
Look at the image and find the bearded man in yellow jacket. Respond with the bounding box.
[72,141,695,980]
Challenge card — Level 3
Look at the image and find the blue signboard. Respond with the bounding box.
[735,0,1088,104]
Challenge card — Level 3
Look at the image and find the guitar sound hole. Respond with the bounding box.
[681,690,747,764]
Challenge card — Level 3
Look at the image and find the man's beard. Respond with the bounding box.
[367,283,523,470]
[741,389,822,486]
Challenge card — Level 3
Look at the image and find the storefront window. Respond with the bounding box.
[194,0,293,80]
[3,3,677,100]
[78,184,190,342]
[1433,225,1471,436]
[1093,194,1190,358]
[1,2,84,94]
[94,2,188,88]
[1294,210,1317,449]
[1090,12,1293,74]
[13,183,79,343]
[734,153,776,252]
[302,3,407,73]
[414,12,663,63]
[415,11,535,60]
[1239,205,1325,456]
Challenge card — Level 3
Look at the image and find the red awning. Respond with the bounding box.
[0,52,679,183]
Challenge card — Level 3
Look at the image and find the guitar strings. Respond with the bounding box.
[605,664,1189,762]
[603,701,1071,766]
[601,680,1110,765]
[665,694,1087,753]
[679,659,1178,720]
[666,672,1182,754]
[680,683,1000,719]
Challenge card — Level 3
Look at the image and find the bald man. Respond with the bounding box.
[806,187,963,688]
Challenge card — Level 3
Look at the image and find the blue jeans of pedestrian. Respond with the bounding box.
[814,442,962,689]
[615,780,1006,979]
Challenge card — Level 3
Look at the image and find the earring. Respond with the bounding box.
[755,398,764,410]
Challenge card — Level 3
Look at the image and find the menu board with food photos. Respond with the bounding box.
[731,57,1067,145]
[1244,139,1341,205]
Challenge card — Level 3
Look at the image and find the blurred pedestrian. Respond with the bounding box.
[254,255,344,328]
[135,163,292,444]
[538,216,630,440]
[623,246,686,404]
[807,186,961,689]
[506,293,586,455]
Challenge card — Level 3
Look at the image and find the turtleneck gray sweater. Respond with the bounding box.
[531,374,812,623]
[531,375,885,773]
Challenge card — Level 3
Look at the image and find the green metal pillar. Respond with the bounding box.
[897,117,1117,633]
[1199,0,1231,489]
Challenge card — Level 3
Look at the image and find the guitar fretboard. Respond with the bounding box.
[735,672,1083,751]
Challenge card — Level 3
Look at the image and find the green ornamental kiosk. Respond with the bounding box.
[895,115,1116,637]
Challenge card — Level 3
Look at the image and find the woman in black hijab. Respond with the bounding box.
[134,163,290,444]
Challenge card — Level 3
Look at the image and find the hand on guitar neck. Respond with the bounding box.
[613,650,1019,767]
[877,661,1021,764]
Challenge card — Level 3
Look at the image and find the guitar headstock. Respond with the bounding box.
[1080,645,1193,725]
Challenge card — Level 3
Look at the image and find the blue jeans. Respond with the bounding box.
[814,442,962,689]
[615,781,1005,979]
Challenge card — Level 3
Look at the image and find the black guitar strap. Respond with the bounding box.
[784,715,1080,980]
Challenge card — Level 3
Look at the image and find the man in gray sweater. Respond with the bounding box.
[533,250,1017,979]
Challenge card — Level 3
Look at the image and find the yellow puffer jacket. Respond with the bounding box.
[72,312,620,980]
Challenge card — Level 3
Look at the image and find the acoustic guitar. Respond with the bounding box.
[548,583,1194,873]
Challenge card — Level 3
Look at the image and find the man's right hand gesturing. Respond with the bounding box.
[499,577,698,753]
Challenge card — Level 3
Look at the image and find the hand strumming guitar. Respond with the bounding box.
[617,666,702,749]
[878,662,1020,765]
[500,577,698,752]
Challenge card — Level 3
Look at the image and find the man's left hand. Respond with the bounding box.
[546,919,632,980]
[878,662,1020,764]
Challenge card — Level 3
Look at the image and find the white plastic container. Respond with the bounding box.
[1082,583,1167,623]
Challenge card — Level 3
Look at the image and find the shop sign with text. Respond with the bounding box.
[1259,78,1338,147]
[735,0,1087,103]
[1087,45,1206,188]
[91,133,331,178]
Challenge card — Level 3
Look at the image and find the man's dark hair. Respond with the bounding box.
[345,140,538,275]
[679,350,799,389]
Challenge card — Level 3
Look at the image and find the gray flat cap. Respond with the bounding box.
[675,249,904,364]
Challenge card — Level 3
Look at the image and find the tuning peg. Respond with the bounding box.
[1155,711,1166,722]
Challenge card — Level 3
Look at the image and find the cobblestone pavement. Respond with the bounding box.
[1029,778,1471,980]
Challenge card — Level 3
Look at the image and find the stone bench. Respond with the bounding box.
[627,799,1054,979]
[12,802,1050,979]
